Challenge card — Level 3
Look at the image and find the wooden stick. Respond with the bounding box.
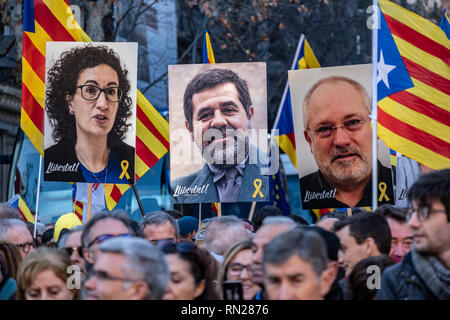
[87,183,92,221]
[347,208,352,216]
[198,203,202,232]
[217,203,222,216]
[248,201,257,222]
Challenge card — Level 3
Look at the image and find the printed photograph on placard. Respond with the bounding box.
[289,64,395,209]
[168,62,269,203]
[44,42,137,184]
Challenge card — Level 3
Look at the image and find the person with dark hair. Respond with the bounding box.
[0,243,22,280]
[163,209,183,221]
[349,255,394,300]
[262,227,335,300]
[44,44,135,184]
[375,204,413,263]
[299,76,394,209]
[41,228,54,246]
[81,211,136,273]
[0,250,17,300]
[253,206,283,232]
[378,169,450,300]
[288,214,309,225]
[178,216,199,241]
[171,68,268,203]
[160,241,219,300]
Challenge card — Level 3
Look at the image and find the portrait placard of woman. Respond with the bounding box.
[44,43,137,184]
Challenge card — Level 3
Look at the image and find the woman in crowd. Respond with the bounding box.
[217,240,261,300]
[44,44,135,184]
[0,243,22,280]
[16,247,78,300]
[159,241,219,300]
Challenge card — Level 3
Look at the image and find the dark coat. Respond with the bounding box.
[44,138,135,183]
[376,251,438,300]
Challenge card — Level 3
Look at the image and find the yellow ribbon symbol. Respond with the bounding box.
[378,182,390,202]
[119,160,131,180]
[252,179,264,199]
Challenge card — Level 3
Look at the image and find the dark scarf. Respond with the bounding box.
[411,250,450,300]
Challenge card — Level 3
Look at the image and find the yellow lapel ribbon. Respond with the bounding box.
[252,178,264,199]
[119,160,131,180]
[378,182,390,202]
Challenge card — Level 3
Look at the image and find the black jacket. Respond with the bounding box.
[44,138,135,183]
[376,251,438,300]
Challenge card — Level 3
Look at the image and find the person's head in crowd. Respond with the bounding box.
[0,242,23,279]
[16,247,78,300]
[253,206,283,232]
[81,211,135,267]
[0,204,22,221]
[302,76,373,207]
[288,214,309,225]
[349,255,394,300]
[160,241,219,300]
[204,216,249,258]
[251,216,296,287]
[242,219,255,233]
[375,204,413,263]
[218,240,261,300]
[0,219,34,259]
[53,212,83,243]
[333,213,391,276]
[407,169,450,265]
[316,211,346,231]
[84,237,169,300]
[178,216,199,242]
[139,211,179,245]
[58,225,85,274]
[164,209,183,221]
[41,228,54,246]
[263,227,335,300]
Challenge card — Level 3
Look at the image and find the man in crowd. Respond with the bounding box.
[84,237,169,300]
[375,204,413,263]
[251,216,296,299]
[300,76,394,209]
[139,211,179,245]
[172,68,268,203]
[263,226,335,300]
[378,169,450,300]
[0,204,22,221]
[81,211,136,271]
[0,219,34,259]
[177,216,199,241]
[204,215,249,262]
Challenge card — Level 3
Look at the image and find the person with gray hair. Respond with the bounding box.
[204,216,249,260]
[263,226,335,300]
[0,204,22,221]
[0,219,34,259]
[251,216,296,299]
[58,225,86,274]
[84,237,169,300]
[139,211,179,245]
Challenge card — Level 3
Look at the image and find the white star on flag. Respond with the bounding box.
[377,50,397,89]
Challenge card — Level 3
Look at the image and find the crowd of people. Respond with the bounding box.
[0,169,448,300]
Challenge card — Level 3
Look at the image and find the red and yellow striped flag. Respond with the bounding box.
[377,0,450,169]
[21,0,169,211]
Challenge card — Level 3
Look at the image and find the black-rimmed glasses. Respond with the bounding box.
[157,240,196,254]
[15,242,33,254]
[87,233,134,248]
[76,85,122,102]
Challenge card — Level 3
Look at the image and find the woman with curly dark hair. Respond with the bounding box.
[44,44,135,184]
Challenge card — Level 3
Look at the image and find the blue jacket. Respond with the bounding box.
[0,276,17,300]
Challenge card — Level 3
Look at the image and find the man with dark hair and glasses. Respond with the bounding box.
[299,76,394,209]
[0,219,34,259]
[80,211,136,274]
[378,169,450,300]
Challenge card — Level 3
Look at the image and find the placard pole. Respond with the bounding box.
[248,201,257,223]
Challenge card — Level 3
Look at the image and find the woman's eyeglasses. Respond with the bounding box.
[76,85,123,102]
[64,247,84,258]
[228,263,252,275]
[87,233,134,248]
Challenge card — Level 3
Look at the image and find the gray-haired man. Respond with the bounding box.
[139,211,180,245]
[84,237,169,300]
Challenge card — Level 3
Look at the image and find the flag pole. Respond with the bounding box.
[248,201,257,222]
[87,183,92,221]
[371,0,379,210]
[33,155,43,238]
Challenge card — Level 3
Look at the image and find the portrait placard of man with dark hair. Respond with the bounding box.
[168,63,269,203]
[44,42,137,184]
[289,64,394,209]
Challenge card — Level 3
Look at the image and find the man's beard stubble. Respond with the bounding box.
[316,145,372,187]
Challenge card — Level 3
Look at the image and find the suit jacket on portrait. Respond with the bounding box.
[171,159,269,204]
[44,138,135,183]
